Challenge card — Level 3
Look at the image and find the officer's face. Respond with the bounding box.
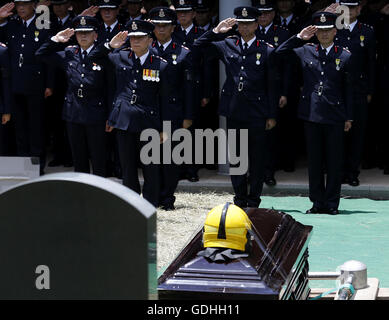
[277,0,295,14]
[258,10,275,27]
[315,28,337,46]
[176,10,196,28]
[130,35,152,55]
[76,31,98,50]
[347,5,361,21]
[238,21,259,38]
[153,23,175,43]
[15,2,36,20]
[195,11,211,27]
[53,3,71,19]
[127,2,142,16]
[100,8,119,24]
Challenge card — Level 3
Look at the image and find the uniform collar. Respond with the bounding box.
[81,44,94,56]
[281,13,293,25]
[181,23,194,35]
[261,22,273,34]
[241,36,256,48]
[104,20,118,31]
[23,14,36,27]
[344,19,358,32]
[58,14,70,25]
[157,39,172,51]
[320,43,334,55]
[135,50,150,65]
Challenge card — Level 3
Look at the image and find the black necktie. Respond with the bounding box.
[82,51,88,60]
[106,26,111,33]
[282,18,287,27]
[134,57,141,66]
[159,43,164,53]
[261,27,266,34]
[23,21,27,30]
[243,43,248,52]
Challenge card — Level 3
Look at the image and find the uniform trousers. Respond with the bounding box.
[66,122,107,177]
[13,93,46,169]
[227,118,266,208]
[116,129,160,207]
[304,121,344,210]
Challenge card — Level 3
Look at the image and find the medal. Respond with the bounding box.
[151,70,156,82]
[274,36,279,46]
[256,53,261,65]
[172,54,177,65]
[34,31,39,42]
[335,58,341,71]
[360,35,365,47]
[156,71,160,82]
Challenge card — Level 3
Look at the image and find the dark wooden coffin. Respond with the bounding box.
[158,208,313,300]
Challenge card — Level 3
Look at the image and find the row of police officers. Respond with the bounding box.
[0,0,387,214]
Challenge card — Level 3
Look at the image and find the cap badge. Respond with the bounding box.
[159,9,165,18]
[242,8,248,17]
[320,14,326,23]
[80,17,86,26]
[179,0,185,5]
[132,21,138,31]
[260,0,266,5]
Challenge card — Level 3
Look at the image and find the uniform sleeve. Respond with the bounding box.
[35,39,67,68]
[0,47,11,115]
[274,34,306,60]
[266,48,278,119]
[343,54,354,121]
[193,30,226,61]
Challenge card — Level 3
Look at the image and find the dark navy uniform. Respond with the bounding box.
[36,16,113,177]
[0,11,54,172]
[195,7,278,208]
[334,5,376,184]
[149,6,195,209]
[46,3,75,167]
[0,42,12,155]
[98,20,169,207]
[276,12,353,213]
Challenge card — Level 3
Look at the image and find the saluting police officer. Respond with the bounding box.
[276,12,354,215]
[0,0,54,175]
[100,20,169,207]
[149,6,194,210]
[96,0,124,44]
[0,41,11,156]
[36,16,113,177]
[195,7,278,208]
[334,0,376,187]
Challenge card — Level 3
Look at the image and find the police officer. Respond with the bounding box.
[0,0,54,175]
[334,0,376,187]
[274,0,304,35]
[36,16,113,177]
[172,0,207,182]
[276,12,354,215]
[46,0,74,168]
[149,6,194,210]
[0,41,11,155]
[101,20,169,207]
[126,0,146,22]
[195,7,278,208]
[253,0,290,186]
[97,0,124,44]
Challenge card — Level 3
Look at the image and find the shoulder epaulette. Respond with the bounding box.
[181,44,189,51]
[0,42,6,48]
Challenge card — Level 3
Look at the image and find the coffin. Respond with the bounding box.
[158,208,313,300]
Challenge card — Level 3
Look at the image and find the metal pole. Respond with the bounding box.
[218,0,251,175]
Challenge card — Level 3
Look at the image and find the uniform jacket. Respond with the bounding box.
[95,44,169,133]
[0,16,54,95]
[35,40,113,125]
[334,21,376,95]
[194,30,278,126]
[256,23,290,98]
[97,21,124,44]
[276,35,353,125]
[150,40,194,125]
[0,43,11,115]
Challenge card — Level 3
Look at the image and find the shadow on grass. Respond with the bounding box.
[273,209,377,215]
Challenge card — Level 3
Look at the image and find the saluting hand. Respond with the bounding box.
[298,26,317,41]
[109,31,128,49]
[1,114,10,125]
[213,18,236,34]
[80,6,99,17]
[266,118,276,130]
[53,28,75,43]
[344,121,352,132]
[0,2,14,21]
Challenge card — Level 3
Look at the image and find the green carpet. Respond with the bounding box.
[261,196,389,288]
